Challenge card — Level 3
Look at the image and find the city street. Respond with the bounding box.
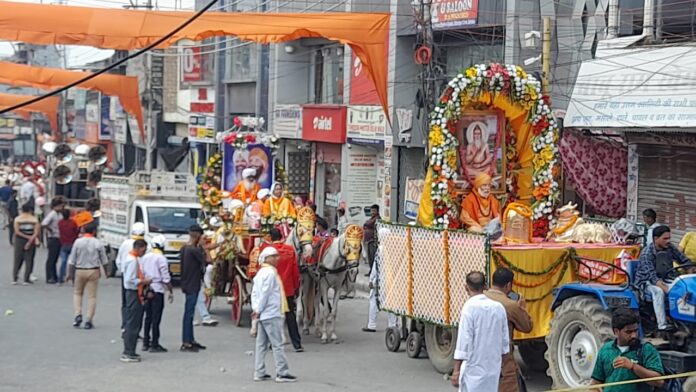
[1,242,551,392]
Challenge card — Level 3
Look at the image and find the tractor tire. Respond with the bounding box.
[424,324,456,374]
[545,296,613,389]
[517,340,549,373]
[683,376,696,391]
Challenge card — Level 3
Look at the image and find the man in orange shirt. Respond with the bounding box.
[262,228,303,352]
[460,172,501,232]
[230,168,260,205]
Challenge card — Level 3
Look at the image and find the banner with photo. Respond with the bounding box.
[222,143,274,192]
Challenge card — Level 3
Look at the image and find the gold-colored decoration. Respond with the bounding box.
[502,202,533,244]
[571,223,612,244]
[296,207,316,244]
[343,224,364,261]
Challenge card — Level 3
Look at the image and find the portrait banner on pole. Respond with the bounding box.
[222,142,274,192]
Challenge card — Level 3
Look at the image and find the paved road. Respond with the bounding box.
[0,240,552,391]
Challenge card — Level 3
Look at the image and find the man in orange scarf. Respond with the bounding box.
[230,168,260,205]
[460,172,501,232]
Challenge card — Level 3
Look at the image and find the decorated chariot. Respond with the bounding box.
[376,63,645,374]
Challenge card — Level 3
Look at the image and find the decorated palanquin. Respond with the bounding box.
[377,63,641,341]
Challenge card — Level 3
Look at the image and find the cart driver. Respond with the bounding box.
[635,225,692,335]
[460,172,501,232]
[230,168,260,205]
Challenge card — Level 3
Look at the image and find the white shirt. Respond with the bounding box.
[251,265,282,321]
[115,238,135,273]
[454,294,510,392]
[20,181,35,203]
[646,222,661,247]
[121,253,142,290]
[140,251,171,294]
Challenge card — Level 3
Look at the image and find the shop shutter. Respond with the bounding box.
[396,147,426,223]
[637,144,696,242]
[287,150,310,195]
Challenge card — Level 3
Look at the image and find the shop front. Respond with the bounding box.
[273,104,310,201]
[302,105,347,226]
[565,43,696,241]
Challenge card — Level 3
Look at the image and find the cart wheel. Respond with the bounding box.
[406,331,423,358]
[385,327,401,352]
[230,274,243,327]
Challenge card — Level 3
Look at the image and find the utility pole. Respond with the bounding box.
[542,17,552,95]
[145,51,153,171]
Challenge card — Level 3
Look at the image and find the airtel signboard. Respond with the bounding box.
[301,105,347,144]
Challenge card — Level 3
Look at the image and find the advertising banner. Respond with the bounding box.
[222,142,274,192]
[347,105,388,145]
[431,0,479,30]
[272,104,302,139]
[301,105,347,143]
[100,95,112,141]
[344,147,378,224]
[404,177,424,220]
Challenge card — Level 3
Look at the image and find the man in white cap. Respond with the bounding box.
[252,246,297,383]
[117,222,147,335]
[231,168,260,205]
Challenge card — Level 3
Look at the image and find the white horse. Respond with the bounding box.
[316,232,362,343]
[285,225,318,335]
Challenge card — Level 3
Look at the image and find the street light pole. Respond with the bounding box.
[542,17,551,95]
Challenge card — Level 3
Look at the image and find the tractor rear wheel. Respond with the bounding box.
[545,296,613,389]
[683,376,696,391]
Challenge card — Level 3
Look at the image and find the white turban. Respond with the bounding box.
[259,246,279,263]
[242,168,256,179]
[257,188,270,200]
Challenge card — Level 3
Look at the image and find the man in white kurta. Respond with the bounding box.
[452,271,510,392]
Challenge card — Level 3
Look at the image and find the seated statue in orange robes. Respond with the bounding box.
[230,168,260,205]
[460,172,501,232]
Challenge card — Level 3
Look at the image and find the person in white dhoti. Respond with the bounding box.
[362,227,397,332]
[452,271,510,392]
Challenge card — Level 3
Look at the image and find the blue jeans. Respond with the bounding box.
[182,292,197,343]
[58,245,72,283]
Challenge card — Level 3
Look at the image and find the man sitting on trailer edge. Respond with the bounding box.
[590,308,664,392]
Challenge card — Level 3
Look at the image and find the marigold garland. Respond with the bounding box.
[426,63,560,236]
[492,247,577,276]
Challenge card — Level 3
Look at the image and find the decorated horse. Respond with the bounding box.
[314,224,363,343]
[283,207,318,333]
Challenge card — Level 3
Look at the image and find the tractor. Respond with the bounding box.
[544,254,696,390]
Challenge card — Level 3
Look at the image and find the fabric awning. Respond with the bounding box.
[0,92,59,132]
[0,1,390,119]
[0,61,143,137]
[565,43,696,129]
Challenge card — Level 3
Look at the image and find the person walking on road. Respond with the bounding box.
[140,235,173,353]
[7,189,18,245]
[12,203,40,285]
[362,228,398,333]
[363,204,380,276]
[121,239,150,363]
[485,268,533,392]
[57,209,79,285]
[263,228,303,352]
[42,198,65,284]
[116,222,146,335]
[251,246,297,383]
[590,308,665,391]
[65,223,108,329]
[179,225,208,352]
[452,271,509,392]
[0,179,13,226]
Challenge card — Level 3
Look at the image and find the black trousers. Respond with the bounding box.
[123,290,144,356]
[8,218,14,245]
[45,237,61,282]
[120,276,126,330]
[13,236,35,283]
[285,295,302,349]
[367,240,378,272]
[143,292,165,346]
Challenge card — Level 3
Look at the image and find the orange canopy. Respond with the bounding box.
[0,61,143,138]
[0,1,390,118]
[0,92,59,132]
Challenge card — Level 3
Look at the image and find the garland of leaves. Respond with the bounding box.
[427,63,560,236]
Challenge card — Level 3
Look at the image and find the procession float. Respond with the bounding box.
[197,116,290,326]
[376,63,645,375]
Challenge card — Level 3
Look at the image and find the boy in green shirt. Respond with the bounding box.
[591,308,664,391]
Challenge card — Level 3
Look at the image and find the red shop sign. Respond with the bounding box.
[302,105,347,144]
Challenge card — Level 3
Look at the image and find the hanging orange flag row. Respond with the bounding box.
[0,92,59,131]
[0,1,391,119]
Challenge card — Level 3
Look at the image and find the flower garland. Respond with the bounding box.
[504,121,519,203]
[197,153,223,213]
[427,63,560,236]
[217,131,280,151]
